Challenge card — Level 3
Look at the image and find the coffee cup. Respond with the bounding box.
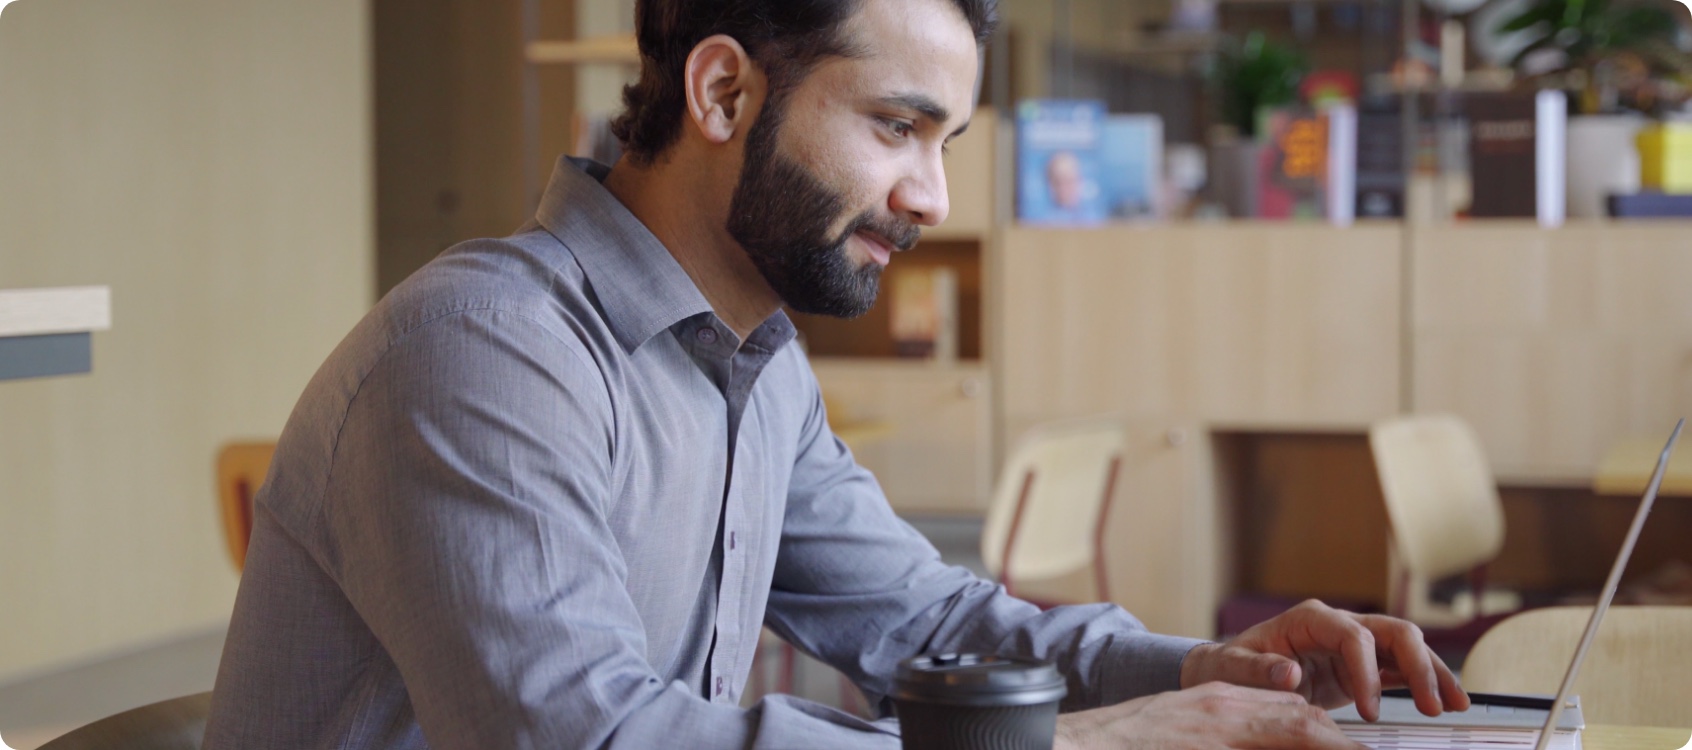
[891,653,1067,750]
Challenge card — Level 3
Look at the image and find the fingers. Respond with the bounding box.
[1055,683,1349,750]
[1189,684,1366,750]
[1356,614,1446,717]
[1332,613,1383,721]
[1264,653,1301,691]
[1433,652,1470,712]
[1228,602,1468,722]
[1219,648,1302,692]
[1247,701,1369,750]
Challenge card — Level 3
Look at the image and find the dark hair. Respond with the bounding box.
[610,0,998,166]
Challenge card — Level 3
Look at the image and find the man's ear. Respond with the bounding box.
[684,34,763,146]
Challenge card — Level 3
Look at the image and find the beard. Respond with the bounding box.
[726,96,921,319]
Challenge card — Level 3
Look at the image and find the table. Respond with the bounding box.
[0,287,111,381]
[1594,436,1692,496]
[1586,725,1691,750]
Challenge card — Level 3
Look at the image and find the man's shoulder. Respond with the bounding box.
[290,228,616,443]
[379,228,597,340]
[263,229,615,530]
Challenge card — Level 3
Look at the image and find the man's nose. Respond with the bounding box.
[890,148,950,228]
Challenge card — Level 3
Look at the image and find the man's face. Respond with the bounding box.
[726,0,980,318]
[1046,151,1084,209]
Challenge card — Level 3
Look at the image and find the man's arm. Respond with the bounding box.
[761,362,1467,728]
[321,310,903,749]
[763,363,1207,712]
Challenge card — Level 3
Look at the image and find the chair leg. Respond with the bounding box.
[837,674,868,717]
[779,642,796,695]
[1469,564,1489,613]
[1000,469,1037,600]
[1092,456,1122,603]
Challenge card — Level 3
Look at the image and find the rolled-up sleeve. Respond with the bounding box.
[763,369,1207,713]
[320,309,902,749]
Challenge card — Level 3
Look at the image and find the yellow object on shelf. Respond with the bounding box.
[1637,125,1692,194]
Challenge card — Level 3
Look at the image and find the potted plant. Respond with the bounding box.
[1496,0,1691,114]
[1215,31,1311,138]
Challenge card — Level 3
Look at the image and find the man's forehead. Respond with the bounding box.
[833,0,980,123]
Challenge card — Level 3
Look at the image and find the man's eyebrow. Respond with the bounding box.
[876,93,969,137]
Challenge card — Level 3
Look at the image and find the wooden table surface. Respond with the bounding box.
[1594,435,1692,496]
[1586,725,1691,750]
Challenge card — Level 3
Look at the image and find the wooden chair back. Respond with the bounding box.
[1370,414,1505,580]
[980,420,1125,602]
[1370,414,1509,624]
[1463,606,1692,727]
[37,692,211,750]
[215,441,275,571]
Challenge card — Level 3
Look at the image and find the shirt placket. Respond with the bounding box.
[709,340,773,706]
[711,453,747,704]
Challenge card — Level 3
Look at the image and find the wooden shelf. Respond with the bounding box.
[0,286,111,381]
[791,238,985,361]
[0,286,110,338]
[525,35,639,66]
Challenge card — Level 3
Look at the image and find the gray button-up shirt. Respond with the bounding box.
[203,157,1205,749]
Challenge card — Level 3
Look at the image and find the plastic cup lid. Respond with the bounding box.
[891,653,1068,707]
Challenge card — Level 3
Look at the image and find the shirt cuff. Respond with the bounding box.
[1096,633,1211,705]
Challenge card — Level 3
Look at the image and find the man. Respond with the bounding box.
[204,0,1469,747]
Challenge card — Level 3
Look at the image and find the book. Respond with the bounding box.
[1355,102,1406,219]
[1255,105,1357,224]
[888,267,958,361]
[1466,90,1566,226]
[1331,694,1584,750]
[1097,114,1164,220]
[1016,99,1108,225]
[1607,191,1692,218]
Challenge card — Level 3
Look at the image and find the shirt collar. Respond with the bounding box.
[533,156,715,353]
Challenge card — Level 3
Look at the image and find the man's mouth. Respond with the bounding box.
[854,231,896,268]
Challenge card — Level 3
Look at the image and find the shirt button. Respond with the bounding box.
[729,531,737,550]
[697,327,718,345]
[715,676,725,696]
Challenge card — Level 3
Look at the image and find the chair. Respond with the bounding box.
[1368,415,1521,631]
[35,692,211,750]
[215,441,275,572]
[1462,606,1692,727]
[980,420,1126,607]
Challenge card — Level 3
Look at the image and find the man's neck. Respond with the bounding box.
[602,156,781,343]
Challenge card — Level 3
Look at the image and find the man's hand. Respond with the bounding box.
[1180,599,1470,721]
[1054,682,1365,750]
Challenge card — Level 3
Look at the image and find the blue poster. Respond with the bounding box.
[1017,99,1107,225]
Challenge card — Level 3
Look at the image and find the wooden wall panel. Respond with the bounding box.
[998,223,1403,434]
[1412,222,1692,482]
[812,360,992,515]
[0,0,372,682]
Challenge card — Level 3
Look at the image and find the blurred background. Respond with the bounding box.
[2,0,1691,745]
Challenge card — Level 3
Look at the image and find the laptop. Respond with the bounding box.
[1330,418,1685,750]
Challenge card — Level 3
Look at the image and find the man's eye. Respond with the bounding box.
[881,118,914,138]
